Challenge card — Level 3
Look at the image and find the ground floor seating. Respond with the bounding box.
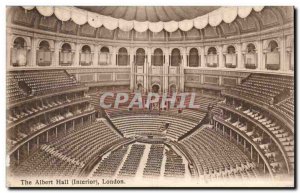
[93,146,128,177]
[164,149,186,178]
[118,144,145,177]
[143,144,164,177]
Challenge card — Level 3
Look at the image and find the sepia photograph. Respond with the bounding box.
[5,5,295,188]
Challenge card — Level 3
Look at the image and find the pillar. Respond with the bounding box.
[237,44,243,69]
[218,45,224,68]
[93,44,100,67]
[53,40,60,67]
[74,43,81,66]
[257,40,264,70]
[200,47,205,67]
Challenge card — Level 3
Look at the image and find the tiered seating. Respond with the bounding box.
[7,103,94,149]
[238,106,294,170]
[275,96,294,119]
[180,127,257,179]
[161,109,206,122]
[227,74,293,105]
[47,120,122,164]
[11,149,82,177]
[164,149,185,177]
[118,144,145,177]
[192,95,221,111]
[111,115,197,140]
[7,73,26,102]
[7,70,81,102]
[143,144,164,177]
[93,146,128,177]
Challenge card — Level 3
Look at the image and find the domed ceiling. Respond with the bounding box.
[76,6,220,22]
[8,6,294,42]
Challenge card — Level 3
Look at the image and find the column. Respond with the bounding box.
[146,48,152,92]
[74,43,81,66]
[93,44,99,67]
[218,45,224,68]
[180,48,187,92]
[279,36,286,72]
[164,48,169,93]
[130,48,135,91]
[31,37,38,67]
[53,40,60,67]
[237,44,243,69]
[6,32,13,69]
[200,47,205,67]
[112,47,117,66]
[257,40,264,70]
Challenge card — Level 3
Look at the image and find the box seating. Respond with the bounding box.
[238,106,294,170]
[180,127,257,179]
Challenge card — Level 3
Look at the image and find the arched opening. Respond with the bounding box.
[225,46,237,68]
[189,48,199,67]
[266,40,280,70]
[137,83,143,93]
[118,47,129,66]
[152,84,160,93]
[169,84,177,93]
[135,48,146,66]
[60,43,73,66]
[37,40,52,66]
[99,47,110,65]
[11,37,27,67]
[80,45,92,66]
[206,47,218,67]
[245,43,257,69]
[152,48,163,66]
[171,48,181,66]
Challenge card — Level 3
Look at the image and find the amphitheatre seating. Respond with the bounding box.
[8,103,95,148]
[180,127,257,178]
[48,120,122,164]
[11,120,124,177]
[7,70,80,102]
[93,146,128,177]
[192,95,221,111]
[275,96,294,119]
[164,149,186,178]
[11,149,82,177]
[118,144,145,177]
[227,74,293,105]
[110,115,197,140]
[143,144,164,177]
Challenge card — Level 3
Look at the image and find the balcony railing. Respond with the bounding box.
[80,53,93,66]
[37,50,52,66]
[59,52,74,66]
[11,48,28,67]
